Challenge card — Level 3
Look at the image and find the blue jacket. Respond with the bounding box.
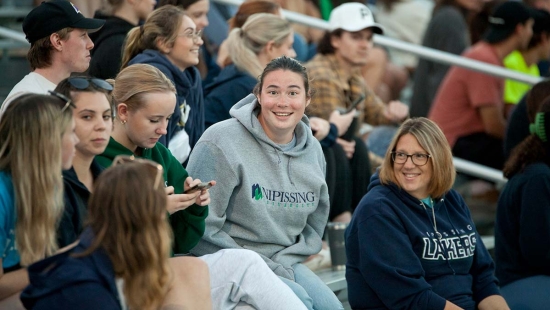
[345,173,500,309]
[495,162,550,287]
[204,64,257,128]
[21,229,122,310]
[129,50,205,149]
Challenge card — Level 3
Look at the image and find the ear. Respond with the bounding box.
[50,33,63,52]
[330,34,341,51]
[305,96,311,108]
[155,37,171,54]
[264,40,277,58]
[117,103,129,122]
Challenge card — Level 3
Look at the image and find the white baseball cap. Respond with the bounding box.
[328,3,384,34]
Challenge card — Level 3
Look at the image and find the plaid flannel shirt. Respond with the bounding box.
[305,54,391,126]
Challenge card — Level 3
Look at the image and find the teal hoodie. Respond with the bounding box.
[187,94,329,280]
[96,138,208,254]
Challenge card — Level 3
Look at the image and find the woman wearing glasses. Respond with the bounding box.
[345,118,508,309]
[121,5,205,163]
[0,93,77,308]
[54,77,114,248]
[21,158,212,310]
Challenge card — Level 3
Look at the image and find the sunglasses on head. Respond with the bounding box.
[68,77,113,91]
[112,155,164,189]
[48,90,75,112]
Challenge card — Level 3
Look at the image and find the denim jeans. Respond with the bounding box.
[279,263,344,310]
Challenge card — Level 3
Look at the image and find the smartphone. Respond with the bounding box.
[184,181,214,194]
[340,94,365,115]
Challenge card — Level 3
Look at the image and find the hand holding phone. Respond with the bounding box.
[340,94,365,115]
[184,181,214,194]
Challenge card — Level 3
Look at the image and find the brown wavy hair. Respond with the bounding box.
[379,117,455,199]
[0,93,73,265]
[81,161,172,310]
[504,97,550,178]
[120,5,184,69]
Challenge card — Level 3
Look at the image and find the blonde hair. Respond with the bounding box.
[111,63,176,114]
[0,94,73,266]
[226,13,292,78]
[379,118,455,199]
[82,161,172,310]
[121,5,185,69]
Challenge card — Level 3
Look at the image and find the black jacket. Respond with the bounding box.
[58,159,104,247]
[89,16,135,79]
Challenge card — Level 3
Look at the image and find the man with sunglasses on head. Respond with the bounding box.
[0,0,104,115]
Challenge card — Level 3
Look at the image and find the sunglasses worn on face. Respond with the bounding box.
[112,155,164,189]
[48,90,75,113]
[68,77,113,91]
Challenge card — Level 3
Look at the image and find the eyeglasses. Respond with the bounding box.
[112,155,164,189]
[68,77,113,91]
[178,29,202,43]
[391,152,431,166]
[48,90,75,112]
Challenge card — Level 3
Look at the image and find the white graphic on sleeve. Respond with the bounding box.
[422,232,476,260]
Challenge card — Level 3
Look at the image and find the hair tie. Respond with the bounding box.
[529,112,549,142]
[238,28,244,38]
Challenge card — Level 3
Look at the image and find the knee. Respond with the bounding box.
[218,249,264,265]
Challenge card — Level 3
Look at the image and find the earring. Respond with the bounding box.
[121,120,127,125]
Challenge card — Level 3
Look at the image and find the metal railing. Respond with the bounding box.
[213,0,540,85]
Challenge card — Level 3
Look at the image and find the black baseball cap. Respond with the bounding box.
[484,1,533,44]
[23,0,105,44]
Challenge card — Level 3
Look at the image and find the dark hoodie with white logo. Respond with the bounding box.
[187,94,329,280]
[345,172,500,310]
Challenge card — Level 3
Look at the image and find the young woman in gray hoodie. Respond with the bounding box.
[187,56,342,310]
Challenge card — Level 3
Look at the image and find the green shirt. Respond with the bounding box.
[503,50,539,105]
[96,137,208,254]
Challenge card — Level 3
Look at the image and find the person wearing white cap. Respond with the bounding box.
[1,0,105,115]
[305,2,409,186]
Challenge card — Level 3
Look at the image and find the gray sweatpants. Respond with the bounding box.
[199,249,308,310]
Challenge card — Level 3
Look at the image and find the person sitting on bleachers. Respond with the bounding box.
[429,1,534,170]
[88,0,155,80]
[53,77,113,247]
[1,0,104,113]
[495,97,550,308]
[503,9,550,116]
[0,93,77,309]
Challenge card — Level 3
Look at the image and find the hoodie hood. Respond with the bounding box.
[204,64,255,96]
[229,93,314,157]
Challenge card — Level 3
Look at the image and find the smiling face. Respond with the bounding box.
[120,91,176,150]
[61,118,79,170]
[185,0,210,30]
[257,69,310,144]
[164,15,203,70]
[331,28,373,68]
[60,28,94,73]
[393,133,433,199]
[72,91,112,158]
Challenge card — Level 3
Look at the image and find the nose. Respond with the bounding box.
[157,125,168,136]
[288,48,297,59]
[195,35,204,47]
[403,156,416,168]
[87,35,94,50]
